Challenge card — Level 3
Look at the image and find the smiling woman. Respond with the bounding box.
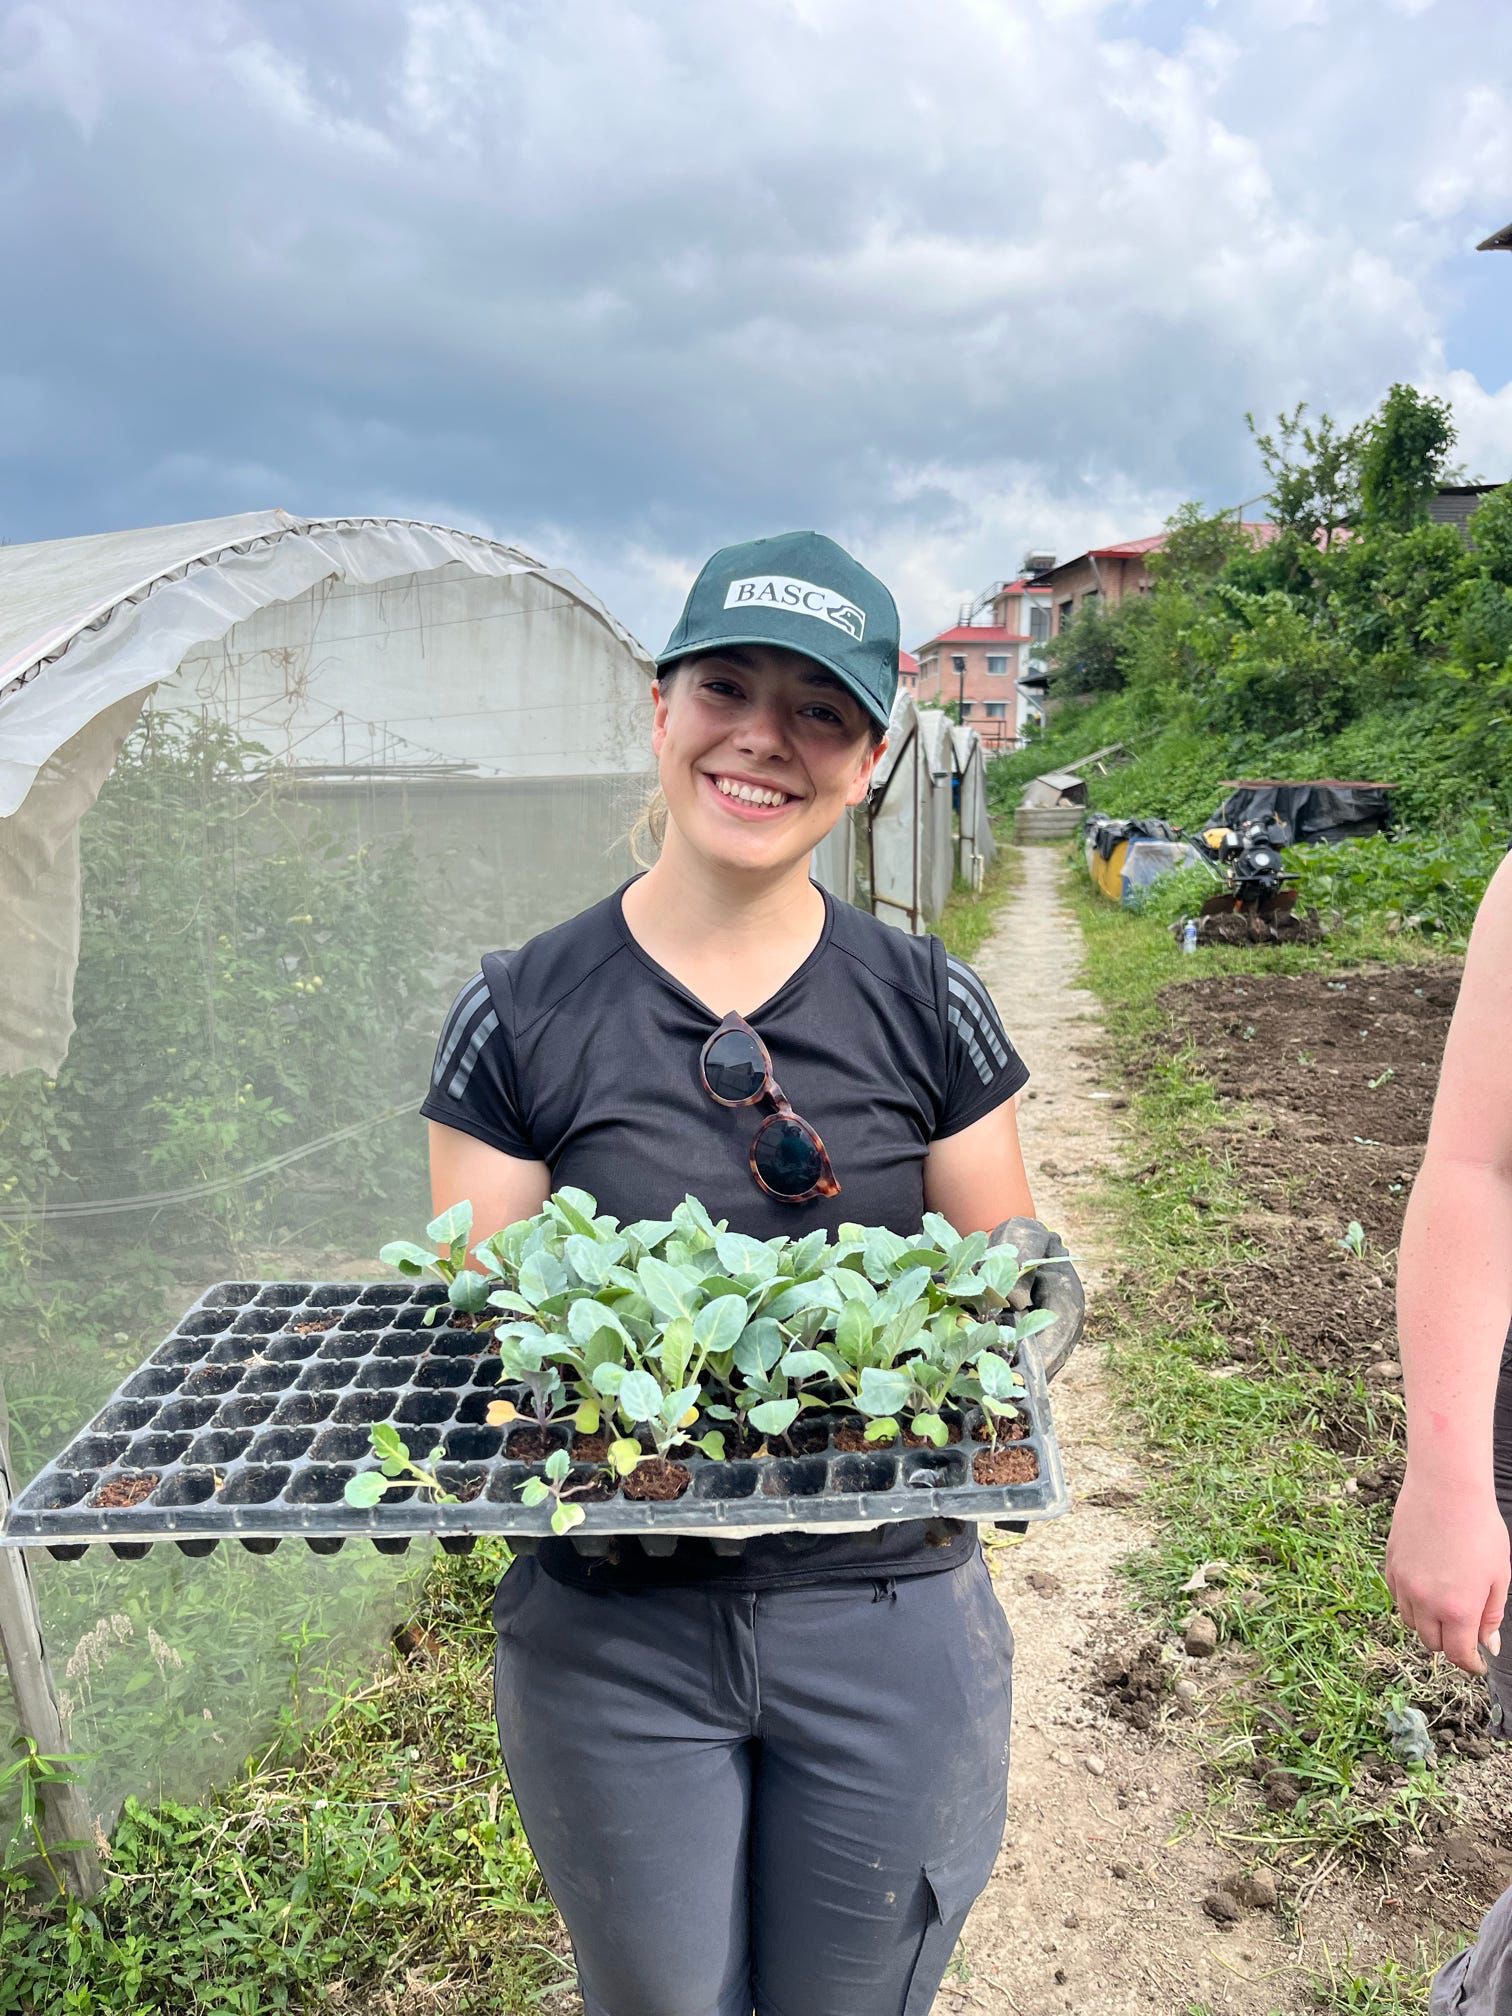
[423,528,1036,2016]
[624,532,894,877]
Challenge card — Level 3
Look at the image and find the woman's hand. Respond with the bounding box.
[1386,1468,1509,1673]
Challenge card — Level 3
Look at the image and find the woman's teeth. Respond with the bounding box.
[713,776,791,807]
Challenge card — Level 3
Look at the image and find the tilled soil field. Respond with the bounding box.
[1161,962,1461,1387]
[1152,958,1512,1915]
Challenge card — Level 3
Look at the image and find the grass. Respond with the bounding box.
[1188,1953,1451,2016]
[933,844,1019,963]
[1064,860,1470,1857]
[1311,1942,1455,2012]
[1,1542,564,2014]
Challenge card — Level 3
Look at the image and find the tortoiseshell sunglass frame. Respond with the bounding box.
[697,1010,841,1204]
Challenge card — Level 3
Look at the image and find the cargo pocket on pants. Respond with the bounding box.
[1427,1946,1470,2014]
[902,1820,1003,2016]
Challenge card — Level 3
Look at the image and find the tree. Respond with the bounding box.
[1467,483,1512,588]
[1246,402,1361,551]
[1044,597,1147,698]
[1146,502,1252,592]
[1357,384,1456,533]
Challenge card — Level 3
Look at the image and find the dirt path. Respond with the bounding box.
[952,844,1304,2016]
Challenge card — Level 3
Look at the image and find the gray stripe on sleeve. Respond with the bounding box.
[946,957,1011,1044]
[947,1004,994,1085]
[448,1009,500,1100]
[947,973,1010,1068]
[433,975,489,1087]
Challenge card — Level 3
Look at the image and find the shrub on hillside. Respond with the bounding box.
[1291,816,1506,941]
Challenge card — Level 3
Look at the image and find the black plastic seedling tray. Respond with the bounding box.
[0,1281,1070,1563]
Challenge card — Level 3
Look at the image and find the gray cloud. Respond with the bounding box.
[0,0,1508,647]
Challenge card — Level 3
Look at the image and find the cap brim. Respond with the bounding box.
[654,634,893,732]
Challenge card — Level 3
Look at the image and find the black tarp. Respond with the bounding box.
[1089,815,1178,860]
[1212,781,1393,845]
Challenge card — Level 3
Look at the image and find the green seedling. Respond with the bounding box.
[1339,1220,1367,1258]
[379,1200,499,1327]
[966,1339,1032,1446]
[736,1331,833,1442]
[852,1313,1042,1446]
[375,1189,1065,1479]
[519,1446,590,1534]
[344,1421,457,1508]
[483,1322,571,1430]
[590,1299,730,1469]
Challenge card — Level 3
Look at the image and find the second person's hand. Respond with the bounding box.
[1386,1468,1510,1673]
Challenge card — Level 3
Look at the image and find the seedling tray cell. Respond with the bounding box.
[0,1282,1071,1560]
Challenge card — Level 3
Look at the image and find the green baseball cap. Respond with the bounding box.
[656,530,899,731]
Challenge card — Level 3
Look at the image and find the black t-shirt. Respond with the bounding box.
[419,872,1029,1590]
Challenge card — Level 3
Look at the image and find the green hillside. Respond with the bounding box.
[986,388,1511,938]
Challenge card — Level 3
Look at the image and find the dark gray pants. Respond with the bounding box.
[491,1551,1013,2016]
[1484,1336,1512,1732]
[1426,1335,1512,2014]
[1432,1882,1512,2013]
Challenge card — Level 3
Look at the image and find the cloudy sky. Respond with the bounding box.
[2,0,1509,650]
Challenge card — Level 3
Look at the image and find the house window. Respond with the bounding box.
[1029,604,1050,643]
[959,700,973,717]
[985,702,1007,719]
[1057,599,1073,634]
[986,655,1008,677]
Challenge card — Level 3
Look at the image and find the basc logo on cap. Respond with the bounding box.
[724,575,866,643]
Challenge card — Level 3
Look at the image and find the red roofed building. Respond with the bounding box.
[912,625,1025,742]
[914,573,1054,740]
[897,646,921,697]
[1034,525,1276,640]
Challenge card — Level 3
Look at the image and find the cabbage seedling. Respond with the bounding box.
[483,1322,571,1430]
[519,1446,591,1535]
[379,1201,500,1328]
[344,1421,457,1507]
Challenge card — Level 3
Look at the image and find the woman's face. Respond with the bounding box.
[651,645,885,873]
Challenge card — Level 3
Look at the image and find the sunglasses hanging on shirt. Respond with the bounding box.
[698,1011,840,1204]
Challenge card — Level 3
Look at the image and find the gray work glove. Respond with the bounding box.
[985,1217,1085,1382]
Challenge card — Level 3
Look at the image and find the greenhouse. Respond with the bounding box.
[0,512,660,1885]
[0,510,988,1891]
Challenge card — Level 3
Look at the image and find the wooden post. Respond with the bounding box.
[0,1385,105,1899]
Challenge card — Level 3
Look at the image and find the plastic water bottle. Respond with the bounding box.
[1181,919,1198,955]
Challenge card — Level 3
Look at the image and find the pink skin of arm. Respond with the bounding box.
[1387,850,1512,1674]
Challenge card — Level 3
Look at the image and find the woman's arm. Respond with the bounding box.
[1387,851,1512,1674]
[923,1095,1035,1237]
[427,1120,552,1261]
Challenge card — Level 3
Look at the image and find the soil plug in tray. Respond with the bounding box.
[0,1196,1080,1563]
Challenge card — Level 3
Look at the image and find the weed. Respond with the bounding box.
[1312,1943,1453,2013]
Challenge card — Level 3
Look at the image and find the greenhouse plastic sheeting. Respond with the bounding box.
[950,724,997,887]
[868,698,991,933]
[0,692,149,1077]
[0,512,646,814]
[0,514,661,1857]
[1119,839,1207,903]
[0,519,657,1076]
